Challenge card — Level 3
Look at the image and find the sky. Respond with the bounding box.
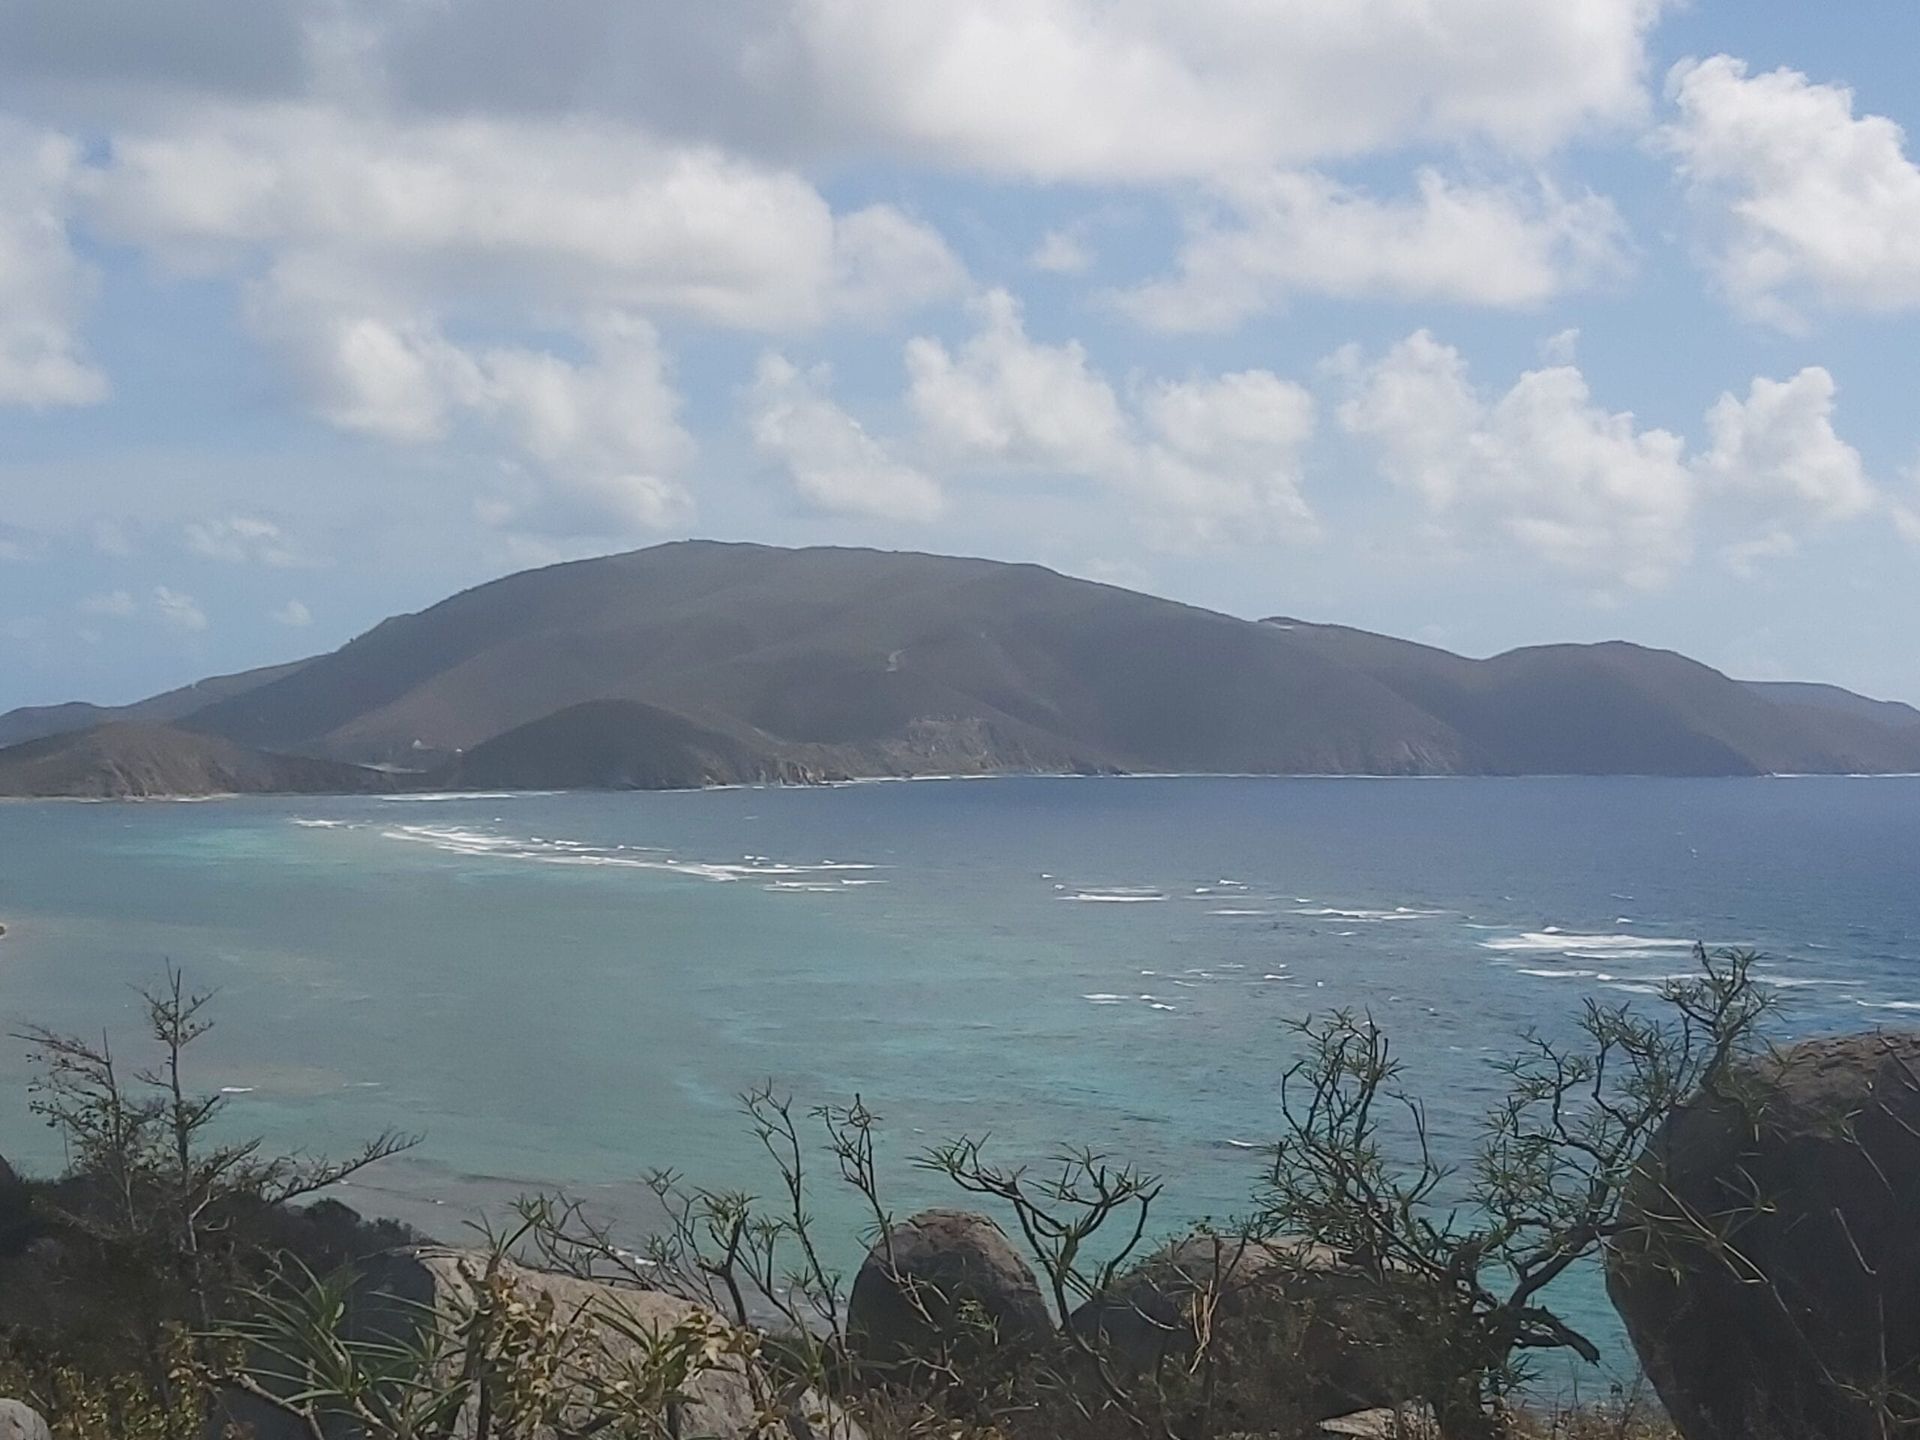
[2,0,1919,712]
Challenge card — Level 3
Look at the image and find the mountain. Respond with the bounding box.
[174,542,1465,776]
[0,659,312,750]
[1259,619,1920,776]
[439,700,828,791]
[3,542,1917,791]
[1742,680,1920,735]
[0,724,394,799]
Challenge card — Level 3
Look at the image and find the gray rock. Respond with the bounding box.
[847,1209,1052,1374]
[0,1400,50,1440]
[1071,1234,1425,1421]
[219,1247,861,1440]
[1315,1405,1440,1438]
[1609,1031,1920,1440]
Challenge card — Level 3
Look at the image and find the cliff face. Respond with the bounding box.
[0,724,393,799]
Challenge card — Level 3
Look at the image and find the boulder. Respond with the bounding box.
[0,1155,32,1257]
[1071,1234,1424,1421]
[218,1247,861,1440]
[0,1401,49,1440]
[1608,1031,1920,1440]
[847,1209,1052,1374]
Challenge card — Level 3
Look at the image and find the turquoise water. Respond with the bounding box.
[3,776,1918,1385]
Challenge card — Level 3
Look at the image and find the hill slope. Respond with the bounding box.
[178,542,1465,776]
[0,659,312,750]
[5,543,1918,786]
[0,724,394,799]
[438,700,829,791]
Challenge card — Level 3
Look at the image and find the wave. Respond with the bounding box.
[376,823,880,886]
[1062,891,1167,903]
[1209,908,1272,916]
[1481,932,1695,954]
[1293,905,1447,921]
[378,792,539,802]
[1515,968,1598,979]
[290,818,350,828]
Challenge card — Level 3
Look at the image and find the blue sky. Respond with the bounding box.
[2,0,1918,711]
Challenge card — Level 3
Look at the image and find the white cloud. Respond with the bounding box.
[1720,529,1797,580]
[152,586,208,632]
[270,598,312,626]
[0,121,107,407]
[906,289,1130,473]
[784,0,1664,179]
[1698,367,1873,522]
[904,291,1318,544]
[1029,230,1094,275]
[31,3,1661,176]
[90,103,962,332]
[75,100,966,541]
[78,589,138,618]
[1663,55,1920,325]
[748,353,944,522]
[1336,330,1693,588]
[829,205,969,323]
[252,271,698,539]
[1120,171,1626,331]
[1893,464,1920,546]
[185,513,305,565]
[1135,370,1318,545]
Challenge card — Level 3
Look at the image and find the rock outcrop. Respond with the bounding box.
[1072,1234,1422,1422]
[220,1247,861,1440]
[0,1401,49,1440]
[847,1209,1052,1375]
[1608,1031,1920,1440]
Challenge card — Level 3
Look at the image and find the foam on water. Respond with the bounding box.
[1481,932,1695,953]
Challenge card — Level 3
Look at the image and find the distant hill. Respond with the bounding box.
[2,542,1916,793]
[1259,618,1920,776]
[0,659,312,750]
[0,724,393,799]
[1742,680,1920,737]
[439,700,828,791]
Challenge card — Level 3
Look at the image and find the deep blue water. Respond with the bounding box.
[2,776,1916,1385]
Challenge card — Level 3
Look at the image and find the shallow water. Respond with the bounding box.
[3,775,1917,1385]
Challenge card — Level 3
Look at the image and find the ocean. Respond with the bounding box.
[2,775,1917,1387]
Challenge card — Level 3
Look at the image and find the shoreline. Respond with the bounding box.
[6,767,1920,804]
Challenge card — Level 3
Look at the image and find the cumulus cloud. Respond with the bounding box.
[1663,55,1920,325]
[11,1,1667,175]
[67,98,967,540]
[905,291,1317,543]
[748,354,945,522]
[89,103,963,332]
[250,271,699,539]
[185,513,305,566]
[773,0,1665,178]
[1135,370,1319,545]
[1698,368,1873,522]
[1029,230,1094,275]
[907,290,1131,473]
[1335,330,1693,588]
[270,598,312,626]
[152,586,208,631]
[0,121,107,407]
[1338,334,1885,586]
[1120,172,1627,331]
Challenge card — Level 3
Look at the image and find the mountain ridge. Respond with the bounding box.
[3,542,1917,795]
